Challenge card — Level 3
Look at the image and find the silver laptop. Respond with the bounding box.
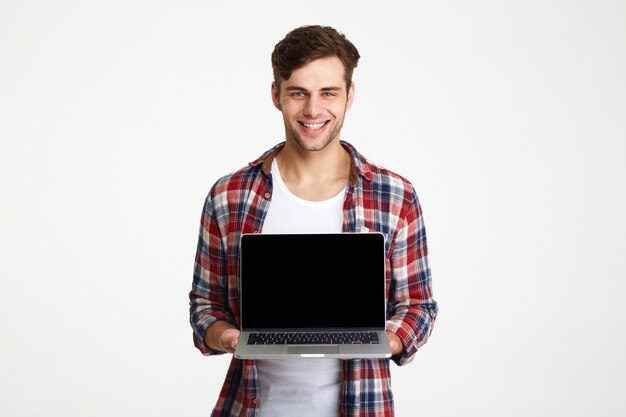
[234,232,392,359]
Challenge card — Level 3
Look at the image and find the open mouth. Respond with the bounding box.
[299,121,329,131]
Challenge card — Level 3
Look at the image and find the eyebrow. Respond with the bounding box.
[285,86,343,92]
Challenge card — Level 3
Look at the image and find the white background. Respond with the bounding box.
[1,1,625,416]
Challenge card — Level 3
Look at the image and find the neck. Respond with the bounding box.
[275,140,350,201]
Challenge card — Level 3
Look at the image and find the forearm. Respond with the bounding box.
[386,300,437,359]
[189,269,238,355]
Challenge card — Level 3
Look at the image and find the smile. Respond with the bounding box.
[300,121,328,131]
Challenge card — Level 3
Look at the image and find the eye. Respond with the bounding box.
[322,92,336,97]
[291,91,305,98]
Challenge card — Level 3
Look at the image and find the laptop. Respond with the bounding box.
[234,232,392,359]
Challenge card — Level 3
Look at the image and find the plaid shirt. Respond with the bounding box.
[189,141,438,417]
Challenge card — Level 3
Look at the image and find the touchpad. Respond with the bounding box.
[287,346,340,355]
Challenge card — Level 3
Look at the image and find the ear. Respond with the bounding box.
[271,82,282,111]
[346,81,355,111]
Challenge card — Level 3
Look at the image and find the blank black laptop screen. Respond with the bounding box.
[239,233,386,330]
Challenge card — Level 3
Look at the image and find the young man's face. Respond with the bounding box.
[272,56,354,152]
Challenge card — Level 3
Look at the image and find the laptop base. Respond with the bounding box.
[234,330,392,359]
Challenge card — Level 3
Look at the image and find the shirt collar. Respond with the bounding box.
[248,141,373,187]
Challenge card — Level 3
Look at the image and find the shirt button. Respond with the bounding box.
[264,192,271,199]
[253,398,259,404]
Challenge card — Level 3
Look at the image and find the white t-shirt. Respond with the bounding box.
[261,159,345,233]
[257,159,346,417]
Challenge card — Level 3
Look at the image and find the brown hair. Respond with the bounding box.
[271,25,360,92]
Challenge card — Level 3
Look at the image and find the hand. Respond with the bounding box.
[204,320,241,354]
[218,328,240,354]
[386,331,404,356]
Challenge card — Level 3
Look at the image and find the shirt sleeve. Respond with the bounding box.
[189,192,236,356]
[385,187,438,366]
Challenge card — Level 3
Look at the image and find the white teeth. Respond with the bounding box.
[303,122,325,130]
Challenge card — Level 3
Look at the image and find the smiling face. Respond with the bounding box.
[272,56,354,152]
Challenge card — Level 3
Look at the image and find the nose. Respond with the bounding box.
[303,95,322,118]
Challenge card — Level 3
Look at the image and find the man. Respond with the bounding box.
[189,25,438,417]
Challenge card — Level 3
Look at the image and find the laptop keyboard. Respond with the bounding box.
[247,331,381,345]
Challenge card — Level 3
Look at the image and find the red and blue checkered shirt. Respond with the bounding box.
[189,141,438,417]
